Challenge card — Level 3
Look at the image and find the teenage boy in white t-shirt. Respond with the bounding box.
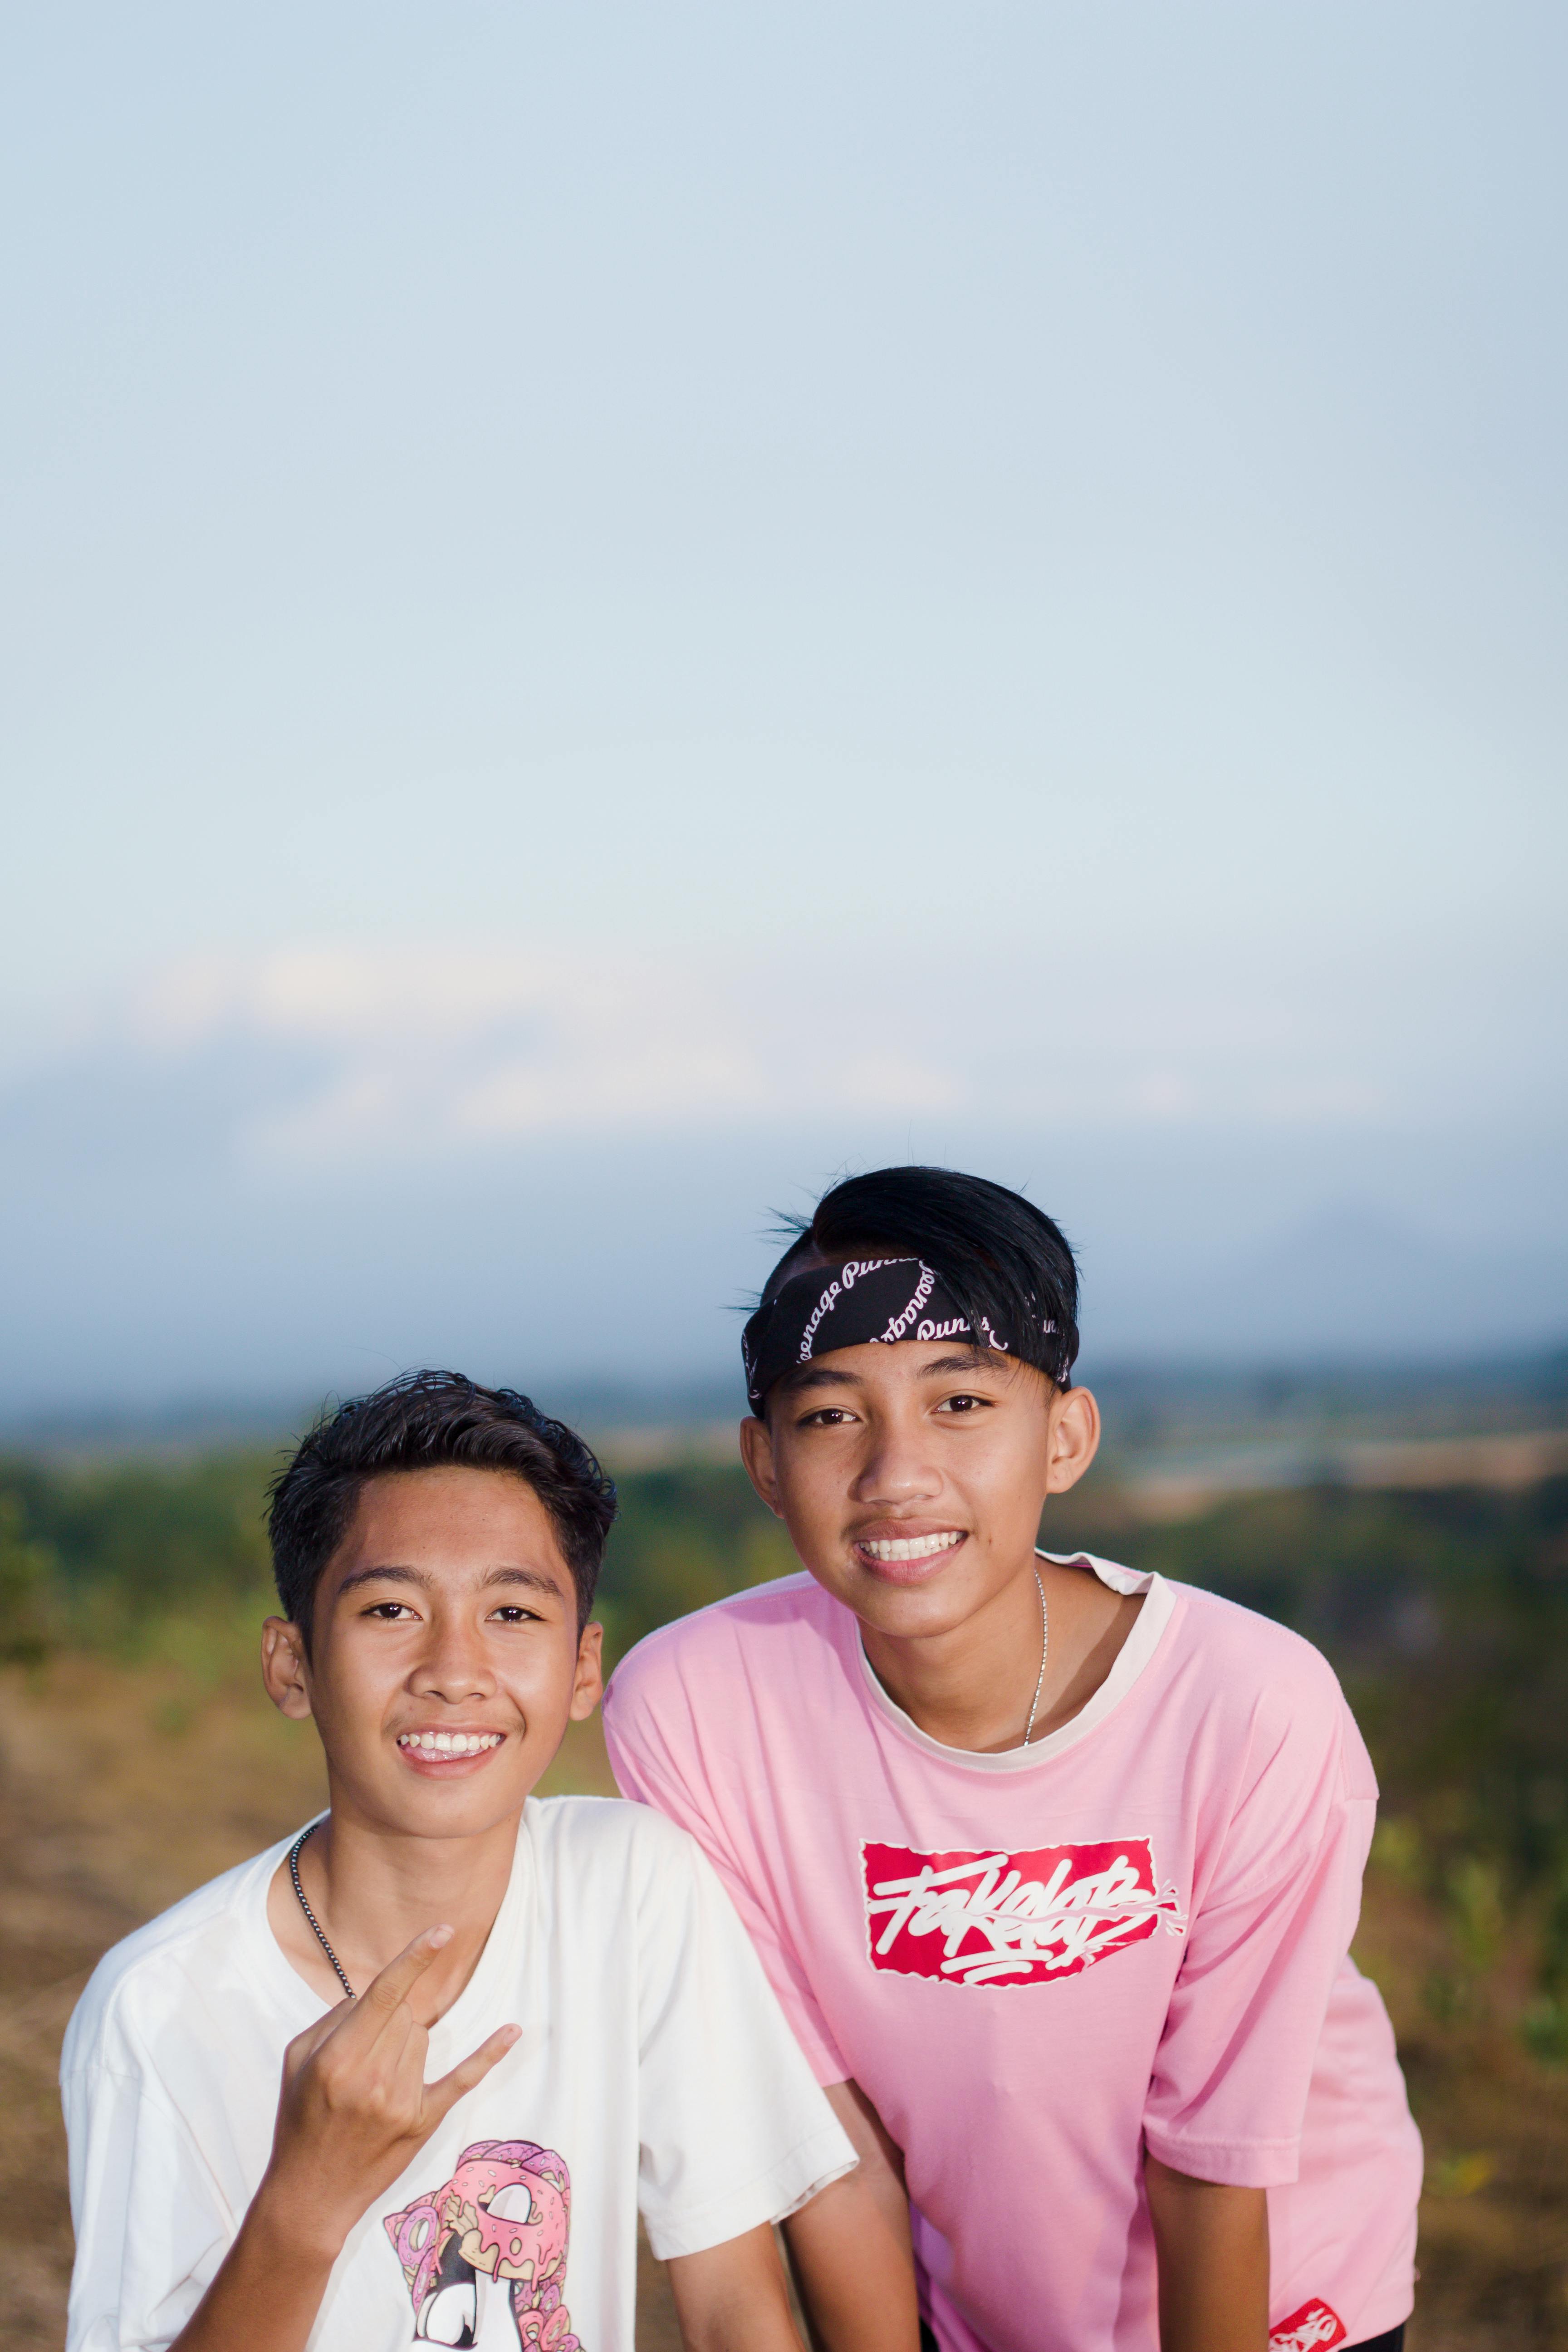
[62,1372,863,2352]
[604,1167,1424,2352]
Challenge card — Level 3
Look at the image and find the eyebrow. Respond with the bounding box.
[777,1348,1001,1397]
[333,1562,568,1601]
[775,1364,860,1396]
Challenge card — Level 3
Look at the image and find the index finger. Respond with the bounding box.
[348,1924,455,2037]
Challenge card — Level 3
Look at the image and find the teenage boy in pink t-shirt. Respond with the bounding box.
[604,1166,1423,2352]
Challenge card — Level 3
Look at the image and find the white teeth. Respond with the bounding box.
[861,1532,963,1562]
[397,1732,502,1757]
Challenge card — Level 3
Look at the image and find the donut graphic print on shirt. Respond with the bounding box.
[862,1838,1187,1987]
[383,2138,581,2349]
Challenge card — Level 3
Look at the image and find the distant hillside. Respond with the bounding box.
[5,1348,1564,1462]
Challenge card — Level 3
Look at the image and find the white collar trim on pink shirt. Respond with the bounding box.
[853,1551,1179,1772]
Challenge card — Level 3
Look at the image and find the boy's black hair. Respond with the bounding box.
[760,1166,1080,1391]
[267,1370,617,1648]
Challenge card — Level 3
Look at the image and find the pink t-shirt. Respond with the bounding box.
[603,1553,1421,2352]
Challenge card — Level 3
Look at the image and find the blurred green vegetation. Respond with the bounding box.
[2,1447,1566,2052]
[0,1452,272,1656]
[591,1464,799,1656]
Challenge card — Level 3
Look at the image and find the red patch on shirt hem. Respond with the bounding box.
[1269,2298,1348,2351]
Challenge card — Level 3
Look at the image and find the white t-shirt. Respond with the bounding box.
[62,1794,856,2352]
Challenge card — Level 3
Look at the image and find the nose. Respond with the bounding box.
[409,1610,498,1705]
[849,1404,943,1507]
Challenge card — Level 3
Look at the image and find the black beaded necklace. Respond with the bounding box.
[287,1822,356,2001]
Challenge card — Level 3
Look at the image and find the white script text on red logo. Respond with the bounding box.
[861,1839,1186,1988]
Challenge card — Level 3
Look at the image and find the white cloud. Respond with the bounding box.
[112,944,965,1161]
[127,945,580,1048]
[11,928,1557,1182]
[2,939,1562,1405]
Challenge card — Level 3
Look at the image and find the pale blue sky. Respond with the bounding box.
[2,3,1565,1406]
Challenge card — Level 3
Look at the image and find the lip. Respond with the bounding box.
[850,1525,968,1586]
[393,1729,509,1778]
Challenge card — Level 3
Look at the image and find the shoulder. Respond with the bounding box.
[1160,1578,1371,1792]
[1059,1549,1347,1718]
[525,1796,746,1948]
[526,1792,708,1883]
[1166,1578,1344,1700]
[607,1570,836,1714]
[61,1845,276,2080]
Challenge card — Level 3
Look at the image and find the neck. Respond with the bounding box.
[862,1550,1147,1755]
[293,1793,522,2021]
[862,1553,1046,1754]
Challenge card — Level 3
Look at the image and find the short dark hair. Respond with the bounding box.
[267,1370,617,1647]
[760,1166,1080,1392]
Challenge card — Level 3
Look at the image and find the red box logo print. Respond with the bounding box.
[1268,2302,1347,2352]
[862,1839,1186,1989]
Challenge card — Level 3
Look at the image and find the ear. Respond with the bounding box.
[262,1617,315,1722]
[1044,1387,1101,1496]
[569,1620,605,1720]
[738,1413,783,1517]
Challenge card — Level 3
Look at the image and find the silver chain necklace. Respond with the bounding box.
[1021,1567,1050,1747]
[288,1821,356,2000]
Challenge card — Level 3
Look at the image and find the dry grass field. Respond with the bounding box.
[3,1623,1565,2351]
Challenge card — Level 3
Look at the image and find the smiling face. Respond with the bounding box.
[740,1339,1100,1640]
[263,1466,602,1838]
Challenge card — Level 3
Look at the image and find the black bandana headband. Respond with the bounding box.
[742,1256,1050,1415]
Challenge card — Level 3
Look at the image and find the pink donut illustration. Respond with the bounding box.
[384,2139,581,2348]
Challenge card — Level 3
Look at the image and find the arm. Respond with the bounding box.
[167,2194,335,2352]
[1142,1667,1377,2352]
[1145,2153,1269,2352]
[171,1929,516,2352]
[783,2081,920,2352]
[667,2222,803,2351]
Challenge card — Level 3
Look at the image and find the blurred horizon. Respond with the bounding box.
[7,1344,1564,1477]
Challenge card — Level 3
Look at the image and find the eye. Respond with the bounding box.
[935,1392,990,1415]
[364,1601,416,1621]
[489,1605,543,1625]
[798,1406,858,1428]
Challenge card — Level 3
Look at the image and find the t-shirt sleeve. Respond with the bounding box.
[632,1816,858,2260]
[605,1646,851,2085]
[62,2021,235,2351]
[1142,1665,1378,2190]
